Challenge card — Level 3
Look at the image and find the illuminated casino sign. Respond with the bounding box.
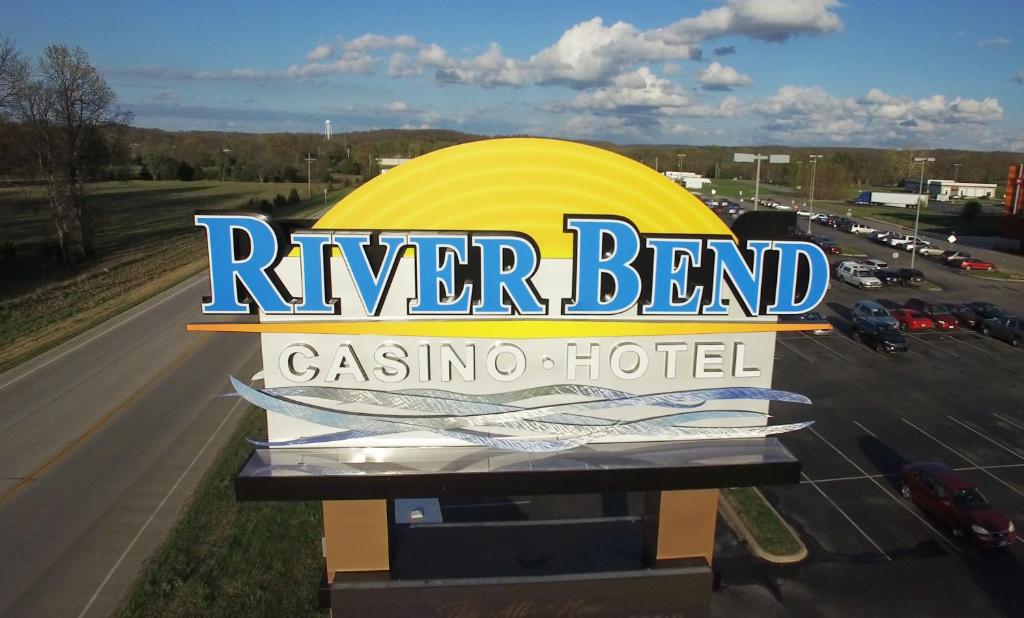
[189,138,830,452]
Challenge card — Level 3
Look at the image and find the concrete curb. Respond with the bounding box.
[719,490,808,565]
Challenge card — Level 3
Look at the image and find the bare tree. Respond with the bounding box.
[0,36,28,112]
[11,44,131,262]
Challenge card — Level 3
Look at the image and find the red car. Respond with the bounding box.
[901,462,1015,547]
[904,299,958,330]
[958,258,996,271]
[889,308,934,331]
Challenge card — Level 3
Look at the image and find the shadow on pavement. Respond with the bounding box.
[857,435,909,492]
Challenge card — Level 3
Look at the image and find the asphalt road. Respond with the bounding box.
[0,273,260,617]
[711,220,1024,617]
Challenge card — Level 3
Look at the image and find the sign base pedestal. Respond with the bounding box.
[236,439,800,617]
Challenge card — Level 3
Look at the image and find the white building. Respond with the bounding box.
[377,157,413,174]
[904,178,997,201]
[664,170,712,191]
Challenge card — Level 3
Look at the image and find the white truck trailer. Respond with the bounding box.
[855,191,926,208]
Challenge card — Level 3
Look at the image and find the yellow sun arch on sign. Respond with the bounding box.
[187,138,829,336]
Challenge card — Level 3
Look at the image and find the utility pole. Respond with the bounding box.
[807,155,823,232]
[655,156,659,172]
[910,156,935,268]
[305,153,317,198]
[677,153,685,172]
[953,163,961,183]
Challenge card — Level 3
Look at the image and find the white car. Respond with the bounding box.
[862,258,888,270]
[914,245,945,256]
[892,235,930,249]
[849,223,876,235]
[837,263,883,289]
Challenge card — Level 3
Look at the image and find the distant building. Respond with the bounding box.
[903,178,997,201]
[664,170,712,191]
[377,157,413,174]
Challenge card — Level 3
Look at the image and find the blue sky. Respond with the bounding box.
[6,0,1023,149]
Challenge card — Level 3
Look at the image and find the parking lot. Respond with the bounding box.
[713,213,1024,617]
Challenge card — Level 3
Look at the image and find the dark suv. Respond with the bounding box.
[952,302,1004,329]
[981,316,1023,347]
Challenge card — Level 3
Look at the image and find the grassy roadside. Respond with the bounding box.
[721,487,802,557]
[120,406,325,617]
[0,182,348,375]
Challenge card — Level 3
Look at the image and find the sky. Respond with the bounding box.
[6,0,1024,150]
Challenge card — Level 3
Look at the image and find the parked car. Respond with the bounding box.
[780,310,831,335]
[837,263,882,289]
[900,462,1015,547]
[981,316,1023,347]
[956,258,996,271]
[873,269,905,286]
[849,223,875,235]
[891,234,930,249]
[851,318,908,353]
[914,244,945,256]
[815,237,841,254]
[853,300,900,328]
[886,233,909,247]
[904,298,959,330]
[941,250,972,264]
[889,308,935,331]
[862,258,888,270]
[895,268,926,284]
[869,230,894,243]
[952,302,1005,329]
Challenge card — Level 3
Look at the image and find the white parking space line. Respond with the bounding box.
[949,337,997,357]
[807,426,962,553]
[902,419,1024,498]
[798,332,850,361]
[828,333,891,360]
[853,421,877,438]
[947,416,1024,462]
[777,338,814,363]
[800,472,892,561]
[906,334,959,357]
[994,413,1024,432]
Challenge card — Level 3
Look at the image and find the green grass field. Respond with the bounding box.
[120,405,326,617]
[705,178,796,200]
[0,180,350,373]
[722,487,802,557]
[806,199,1002,236]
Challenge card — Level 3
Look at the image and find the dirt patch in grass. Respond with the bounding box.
[120,406,325,617]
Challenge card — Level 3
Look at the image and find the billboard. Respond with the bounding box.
[189,138,830,453]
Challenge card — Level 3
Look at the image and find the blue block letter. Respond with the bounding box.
[563,217,642,314]
[195,215,291,314]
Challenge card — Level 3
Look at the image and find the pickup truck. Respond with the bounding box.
[890,235,930,249]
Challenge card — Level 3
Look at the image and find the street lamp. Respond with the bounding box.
[953,163,961,183]
[806,155,823,232]
[677,153,686,172]
[910,156,935,268]
[733,152,790,211]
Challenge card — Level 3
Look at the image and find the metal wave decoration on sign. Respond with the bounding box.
[188,138,832,452]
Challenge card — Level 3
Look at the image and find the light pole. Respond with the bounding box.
[305,153,317,198]
[733,153,790,210]
[806,154,823,232]
[677,153,685,172]
[910,156,935,268]
[953,163,961,183]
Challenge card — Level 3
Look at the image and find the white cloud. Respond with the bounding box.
[384,100,409,112]
[344,34,419,52]
[977,37,1011,48]
[387,52,421,77]
[433,43,532,87]
[654,0,842,45]
[698,62,752,90]
[306,44,333,62]
[528,17,698,87]
[754,86,1004,144]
